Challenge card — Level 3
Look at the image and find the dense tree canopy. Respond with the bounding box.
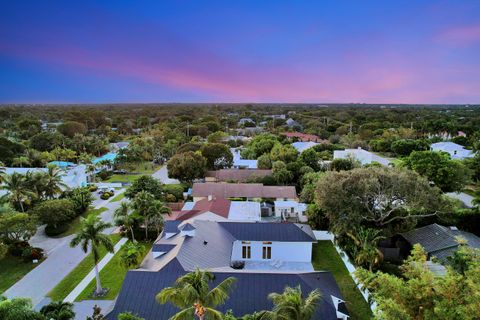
[167,151,207,183]
[200,143,233,170]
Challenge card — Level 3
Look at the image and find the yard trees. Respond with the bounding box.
[114,202,137,242]
[356,244,480,320]
[200,143,233,170]
[33,199,76,235]
[124,175,163,200]
[167,151,207,184]
[257,154,272,169]
[298,148,320,171]
[63,187,93,215]
[70,215,114,296]
[347,227,385,271]
[0,297,46,320]
[39,301,75,320]
[1,172,35,212]
[262,286,321,320]
[43,165,67,199]
[156,269,237,320]
[403,151,471,192]
[0,211,37,243]
[315,167,447,238]
[120,241,143,270]
[272,161,293,185]
[57,121,87,138]
[270,144,298,164]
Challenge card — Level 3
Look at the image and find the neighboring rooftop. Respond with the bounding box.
[292,141,319,153]
[281,131,323,142]
[333,147,391,166]
[430,141,474,160]
[192,183,297,199]
[205,169,272,182]
[400,223,480,261]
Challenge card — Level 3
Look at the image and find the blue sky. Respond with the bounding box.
[1,0,479,103]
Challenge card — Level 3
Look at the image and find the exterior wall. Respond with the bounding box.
[231,241,312,262]
[205,176,217,182]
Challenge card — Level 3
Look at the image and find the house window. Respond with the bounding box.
[242,241,251,259]
[291,207,294,213]
[262,245,272,259]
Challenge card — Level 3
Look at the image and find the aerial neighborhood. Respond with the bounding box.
[0,104,479,320]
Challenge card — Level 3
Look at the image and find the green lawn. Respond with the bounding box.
[53,207,108,238]
[110,192,125,202]
[106,162,160,183]
[0,256,43,293]
[47,234,121,301]
[76,241,152,301]
[312,241,373,320]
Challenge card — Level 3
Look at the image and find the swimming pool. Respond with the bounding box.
[92,152,117,164]
[48,161,76,168]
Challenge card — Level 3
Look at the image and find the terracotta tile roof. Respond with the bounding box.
[205,169,272,182]
[174,198,231,220]
[192,183,297,199]
[281,132,325,143]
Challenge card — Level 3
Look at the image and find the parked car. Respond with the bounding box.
[113,169,127,174]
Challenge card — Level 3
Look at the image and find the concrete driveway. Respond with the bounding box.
[152,165,179,184]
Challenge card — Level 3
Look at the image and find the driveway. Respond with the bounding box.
[152,165,180,184]
[446,192,475,208]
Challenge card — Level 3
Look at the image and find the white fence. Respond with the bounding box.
[313,230,377,313]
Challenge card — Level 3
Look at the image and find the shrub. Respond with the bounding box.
[165,194,177,202]
[89,185,98,192]
[33,199,76,229]
[8,241,30,257]
[163,184,184,201]
[98,170,113,180]
[21,246,44,262]
[45,223,70,236]
[100,192,112,200]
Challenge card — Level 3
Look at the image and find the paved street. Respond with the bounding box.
[152,165,180,184]
[5,188,126,307]
[446,192,475,208]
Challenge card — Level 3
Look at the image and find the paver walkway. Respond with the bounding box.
[64,238,128,302]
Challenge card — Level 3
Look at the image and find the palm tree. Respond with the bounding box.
[11,156,31,168]
[1,172,35,212]
[156,269,237,320]
[0,165,5,184]
[148,200,171,237]
[347,227,385,271]
[131,191,155,239]
[262,286,321,320]
[43,165,67,198]
[70,214,114,295]
[40,301,75,320]
[114,202,136,242]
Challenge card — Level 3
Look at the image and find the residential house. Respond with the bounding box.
[396,223,480,262]
[286,118,300,128]
[333,147,391,166]
[292,141,319,153]
[205,169,272,182]
[238,117,255,126]
[281,132,324,143]
[430,142,474,160]
[230,148,257,169]
[171,198,262,222]
[110,141,130,151]
[274,200,308,222]
[107,220,349,320]
[192,183,298,201]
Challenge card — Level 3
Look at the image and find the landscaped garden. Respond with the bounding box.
[0,255,42,293]
[312,241,373,320]
[75,241,152,301]
[47,234,121,301]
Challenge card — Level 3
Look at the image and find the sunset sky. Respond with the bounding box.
[1,0,480,104]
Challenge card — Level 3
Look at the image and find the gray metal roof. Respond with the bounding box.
[400,223,480,260]
[218,222,316,242]
[163,221,181,234]
[107,259,345,320]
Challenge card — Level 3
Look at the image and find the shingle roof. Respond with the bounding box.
[174,198,231,221]
[107,261,344,320]
[205,169,272,182]
[400,223,480,260]
[192,183,297,199]
[218,222,316,242]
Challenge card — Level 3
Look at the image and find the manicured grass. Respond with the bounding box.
[110,192,125,202]
[312,241,373,320]
[106,174,141,183]
[0,255,43,293]
[47,234,121,301]
[76,241,152,301]
[106,162,160,183]
[54,207,109,238]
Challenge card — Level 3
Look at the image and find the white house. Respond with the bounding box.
[230,148,257,169]
[274,200,308,222]
[292,141,319,153]
[333,147,391,166]
[430,142,474,160]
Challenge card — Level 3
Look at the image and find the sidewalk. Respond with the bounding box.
[64,237,128,302]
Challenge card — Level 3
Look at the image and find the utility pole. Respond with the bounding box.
[349,121,353,134]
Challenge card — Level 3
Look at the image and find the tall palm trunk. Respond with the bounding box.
[94,263,103,294]
[18,198,24,212]
[130,227,136,243]
[144,217,149,240]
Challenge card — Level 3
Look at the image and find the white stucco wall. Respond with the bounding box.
[231,240,312,262]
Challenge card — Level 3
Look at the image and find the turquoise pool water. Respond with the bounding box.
[93,152,117,164]
[48,161,75,168]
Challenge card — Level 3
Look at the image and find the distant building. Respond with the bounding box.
[281,132,324,142]
[205,169,272,182]
[292,141,319,153]
[430,142,474,160]
[238,117,255,126]
[333,147,391,166]
[285,118,300,127]
[192,183,298,201]
[274,200,308,222]
[230,148,257,169]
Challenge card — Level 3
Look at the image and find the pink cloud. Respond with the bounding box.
[437,24,480,46]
